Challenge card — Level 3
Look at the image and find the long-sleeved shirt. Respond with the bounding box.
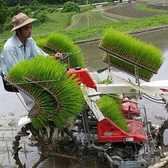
[1,34,48,76]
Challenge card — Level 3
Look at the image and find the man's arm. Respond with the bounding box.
[1,49,19,76]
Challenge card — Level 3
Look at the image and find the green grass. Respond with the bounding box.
[65,9,113,30]
[33,11,76,33]
[58,14,168,42]
[134,3,168,12]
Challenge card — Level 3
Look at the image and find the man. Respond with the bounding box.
[1,12,62,76]
[1,12,62,111]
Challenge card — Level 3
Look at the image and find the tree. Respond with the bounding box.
[0,0,8,32]
[4,0,31,7]
[29,0,40,11]
[62,1,80,13]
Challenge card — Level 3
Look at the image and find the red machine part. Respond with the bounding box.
[68,68,147,143]
[97,117,147,142]
[67,67,97,90]
[160,88,168,92]
[121,99,140,116]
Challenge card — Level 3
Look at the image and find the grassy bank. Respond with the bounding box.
[1,2,168,51]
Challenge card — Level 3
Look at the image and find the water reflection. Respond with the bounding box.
[133,29,168,51]
[78,40,106,71]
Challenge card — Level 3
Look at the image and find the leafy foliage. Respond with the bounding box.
[4,0,31,7]
[1,3,168,51]
[29,0,39,11]
[4,1,49,31]
[0,0,8,32]
[62,1,80,13]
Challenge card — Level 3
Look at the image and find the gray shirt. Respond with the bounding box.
[1,34,48,75]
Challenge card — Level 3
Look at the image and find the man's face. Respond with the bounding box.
[19,23,32,39]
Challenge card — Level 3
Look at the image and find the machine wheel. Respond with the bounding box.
[104,150,126,168]
[158,119,168,147]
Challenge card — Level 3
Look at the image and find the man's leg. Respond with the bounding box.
[19,90,35,112]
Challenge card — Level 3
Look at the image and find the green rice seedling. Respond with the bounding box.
[103,52,153,81]
[8,121,14,138]
[70,159,74,166]
[23,141,28,159]
[53,157,56,168]
[0,156,5,166]
[36,38,48,53]
[23,141,27,154]
[99,28,164,74]
[94,160,98,168]
[6,56,84,129]
[5,61,54,128]
[2,133,4,140]
[98,78,112,84]
[45,32,85,68]
[108,94,122,106]
[56,144,61,153]
[98,95,128,132]
[6,142,9,152]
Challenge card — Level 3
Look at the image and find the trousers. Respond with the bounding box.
[19,90,35,112]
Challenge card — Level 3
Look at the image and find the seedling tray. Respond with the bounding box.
[99,45,157,74]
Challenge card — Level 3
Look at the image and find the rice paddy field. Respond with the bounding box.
[65,7,114,30]
[1,0,168,167]
[66,1,168,31]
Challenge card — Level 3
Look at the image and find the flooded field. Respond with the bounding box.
[1,27,168,167]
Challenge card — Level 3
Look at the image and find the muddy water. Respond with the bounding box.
[1,28,168,167]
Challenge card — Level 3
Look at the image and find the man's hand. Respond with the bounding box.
[54,52,63,59]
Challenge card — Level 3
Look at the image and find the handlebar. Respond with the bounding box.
[60,52,72,61]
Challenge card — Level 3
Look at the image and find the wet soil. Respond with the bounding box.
[105,2,168,18]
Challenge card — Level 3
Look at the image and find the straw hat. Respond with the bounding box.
[11,12,36,32]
